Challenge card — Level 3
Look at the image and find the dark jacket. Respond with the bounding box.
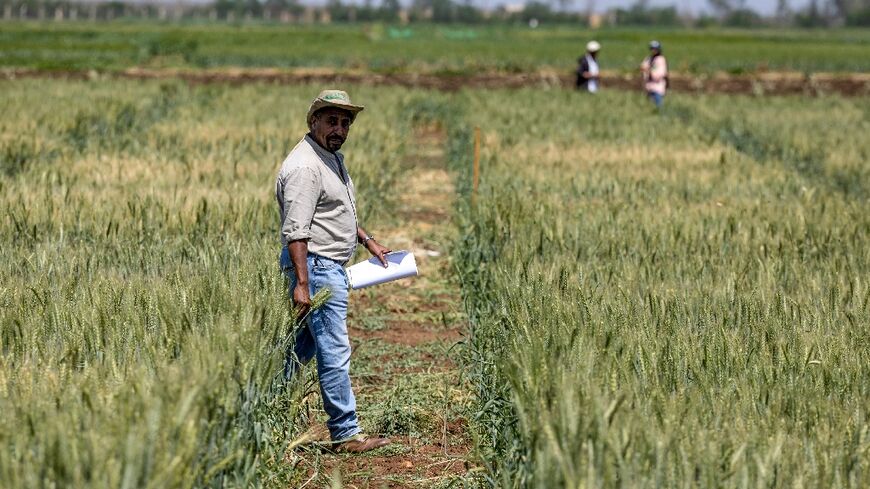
[575,56,591,89]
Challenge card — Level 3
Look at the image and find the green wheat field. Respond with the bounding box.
[1,24,869,489]
[2,22,870,73]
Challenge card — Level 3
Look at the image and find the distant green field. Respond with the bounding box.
[1,21,870,74]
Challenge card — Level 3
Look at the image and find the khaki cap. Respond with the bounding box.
[306,89,364,124]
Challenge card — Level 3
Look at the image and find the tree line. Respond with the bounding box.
[1,0,868,27]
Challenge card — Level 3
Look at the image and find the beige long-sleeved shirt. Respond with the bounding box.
[275,135,358,263]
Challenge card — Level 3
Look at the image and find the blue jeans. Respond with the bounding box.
[280,248,359,441]
[648,91,664,108]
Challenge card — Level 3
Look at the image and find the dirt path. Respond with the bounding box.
[4,67,869,96]
[289,126,472,488]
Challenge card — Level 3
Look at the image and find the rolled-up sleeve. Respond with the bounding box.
[281,167,320,242]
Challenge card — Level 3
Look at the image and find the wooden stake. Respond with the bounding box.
[472,126,480,205]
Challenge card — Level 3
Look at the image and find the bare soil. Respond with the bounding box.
[322,437,468,488]
[350,322,463,347]
[4,67,869,96]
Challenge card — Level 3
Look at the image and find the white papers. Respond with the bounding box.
[346,250,418,289]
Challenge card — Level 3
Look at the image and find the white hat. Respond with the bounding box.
[586,41,601,52]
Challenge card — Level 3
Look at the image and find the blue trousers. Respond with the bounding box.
[280,248,359,441]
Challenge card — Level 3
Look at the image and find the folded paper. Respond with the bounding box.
[346,250,418,289]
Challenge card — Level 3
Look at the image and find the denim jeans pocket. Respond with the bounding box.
[279,249,293,275]
[311,255,337,271]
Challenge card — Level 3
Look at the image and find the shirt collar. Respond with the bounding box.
[305,133,343,163]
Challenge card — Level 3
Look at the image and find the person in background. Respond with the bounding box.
[576,41,601,93]
[640,40,668,108]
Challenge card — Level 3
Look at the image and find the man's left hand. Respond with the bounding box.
[366,240,392,267]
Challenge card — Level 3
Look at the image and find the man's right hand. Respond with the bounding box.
[293,282,311,319]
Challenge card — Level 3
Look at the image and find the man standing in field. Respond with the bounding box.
[275,89,392,453]
[576,41,602,93]
[640,40,669,108]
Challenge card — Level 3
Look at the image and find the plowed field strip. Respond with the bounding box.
[4,67,869,96]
